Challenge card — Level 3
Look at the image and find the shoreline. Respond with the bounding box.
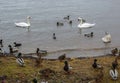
[19,52,114,60]
[20,45,120,59]
[22,44,120,59]
[0,50,113,60]
[21,45,120,54]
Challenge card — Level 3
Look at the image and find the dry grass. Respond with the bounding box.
[0,56,120,83]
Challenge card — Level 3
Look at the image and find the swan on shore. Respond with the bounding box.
[15,16,31,28]
[102,32,111,43]
[77,17,95,29]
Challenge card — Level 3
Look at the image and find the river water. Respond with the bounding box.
[0,0,120,59]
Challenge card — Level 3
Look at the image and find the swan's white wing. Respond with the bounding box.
[78,23,95,29]
[15,22,29,27]
[82,23,95,27]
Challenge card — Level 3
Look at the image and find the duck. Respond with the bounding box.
[63,15,70,20]
[69,20,72,24]
[92,59,102,69]
[109,68,118,80]
[58,53,66,61]
[53,33,56,40]
[102,32,111,43]
[14,42,22,47]
[0,48,3,54]
[64,61,69,72]
[63,61,72,73]
[15,16,31,28]
[16,57,25,66]
[111,48,118,56]
[56,22,64,26]
[78,17,95,29]
[84,32,93,37]
[8,45,18,53]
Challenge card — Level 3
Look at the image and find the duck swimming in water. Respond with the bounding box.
[63,15,70,20]
[14,42,22,47]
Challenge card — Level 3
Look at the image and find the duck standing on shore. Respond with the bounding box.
[8,45,13,54]
[35,48,46,66]
[8,45,18,54]
[36,48,42,59]
[111,48,118,56]
[92,59,102,69]
[112,58,118,69]
[16,52,25,66]
[63,61,72,74]
[64,61,69,73]
[58,53,66,62]
[109,67,118,80]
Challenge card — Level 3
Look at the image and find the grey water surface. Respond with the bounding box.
[0,0,120,58]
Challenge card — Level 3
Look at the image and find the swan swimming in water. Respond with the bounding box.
[15,16,31,28]
[102,32,111,43]
[77,17,95,29]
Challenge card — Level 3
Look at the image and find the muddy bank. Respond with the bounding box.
[0,55,120,83]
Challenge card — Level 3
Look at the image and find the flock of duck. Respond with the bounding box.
[0,15,117,82]
[14,15,111,43]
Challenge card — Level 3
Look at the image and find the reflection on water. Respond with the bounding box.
[103,43,111,55]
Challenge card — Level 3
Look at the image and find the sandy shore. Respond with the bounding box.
[0,55,120,83]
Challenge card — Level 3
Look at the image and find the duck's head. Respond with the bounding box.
[14,42,16,44]
[64,61,68,65]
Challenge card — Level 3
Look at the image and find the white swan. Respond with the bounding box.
[109,69,118,80]
[102,32,111,43]
[15,16,31,28]
[77,17,95,29]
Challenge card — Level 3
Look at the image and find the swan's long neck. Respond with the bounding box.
[80,18,83,25]
[27,18,30,26]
